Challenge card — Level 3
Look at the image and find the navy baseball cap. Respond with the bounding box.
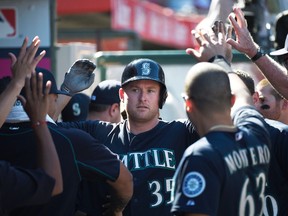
[35,67,70,95]
[270,34,288,56]
[90,80,121,105]
[61,93,90,122]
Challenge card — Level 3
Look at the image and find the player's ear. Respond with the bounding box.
[252,92,259,104]
[281,99,288,110]
[119,88,125,102]
[109,103,119,116]
[185,99,194,113]
[231,94,236,107]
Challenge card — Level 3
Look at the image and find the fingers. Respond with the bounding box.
[36,72,43,99]
[33,50,46,67]
[17,37,29,63]
[186,48,200,59]
[226,25,233,40]
[8,52,17,67]
[23,36,41,65]
[70,59,96,74]
[24,74,32,102]
[44,80,52,97]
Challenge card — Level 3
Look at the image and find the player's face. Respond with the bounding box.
[121,80,160,123]
[254,86,282,120]
[48,93,58,118]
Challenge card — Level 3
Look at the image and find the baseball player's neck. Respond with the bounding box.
[195,113,234,137]
[127,117,159,135]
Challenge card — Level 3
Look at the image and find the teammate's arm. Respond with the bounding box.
[0,36,45,127]
[186,21,253,111]
[104,162,133,215]
[227,7,288,99]
[23,72,63,196]
[52,59,96,121]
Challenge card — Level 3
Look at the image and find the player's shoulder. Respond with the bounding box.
[184,137,213,157]
[159,118,195,129]
[48,123,94,141]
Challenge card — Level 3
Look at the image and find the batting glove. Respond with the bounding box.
[61,59,96,96]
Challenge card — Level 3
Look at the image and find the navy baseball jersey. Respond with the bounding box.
[0,161,54,214]
[263,123,288,216]
[59,119,199,216]
[0,121,120,216]
[171,106,271,215]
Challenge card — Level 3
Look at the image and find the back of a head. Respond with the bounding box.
[234,70,255,96]
[62,93,90,122]
[185,62,232,113]
[121,58,167,109]
[21,68,69,97]
[90,80,121,105]
[89,80,121,113]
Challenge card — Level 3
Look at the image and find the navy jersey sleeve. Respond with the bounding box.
[0,161,54,211]
[58,120,115,141]
[50,127,120,182]
[171,146,221,215]
[232,106,270,145]
[268,126,288,179]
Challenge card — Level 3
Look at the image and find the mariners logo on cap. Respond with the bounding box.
[141,62,151,76]
[182,172,205,198]
[91,95,96,101]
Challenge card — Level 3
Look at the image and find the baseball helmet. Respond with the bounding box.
[121,58,167,109]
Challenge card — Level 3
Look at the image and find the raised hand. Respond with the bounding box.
[186,27,229,63]
[9,36,46,88]
[212,20,233,63]
[60,59,96,96]
[23,71,51,125]
[226,7,258,58]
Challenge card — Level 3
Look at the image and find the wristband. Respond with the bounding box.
[31,121,47,128]
[250,47,265,62]
[208,55,225,62]
[208,55,231,66]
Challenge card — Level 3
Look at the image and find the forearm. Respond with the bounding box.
[106,163,133,214]
[33,124,63,195]
[252,54,288,99]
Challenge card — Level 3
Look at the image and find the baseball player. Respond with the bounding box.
[61,93,90,122]
[0,38,62,213]
[88,79,121,123]
[187,19,288,216]
[58,58,200,216]
[0,45,133,216]
[171,62,270,215]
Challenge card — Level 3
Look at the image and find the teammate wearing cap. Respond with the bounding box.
[187,18,288,216]
[58,58,199,216]
[61,93,90,122]
[88,79,121,123]
[270,34,288,69]
[0,61,133,215]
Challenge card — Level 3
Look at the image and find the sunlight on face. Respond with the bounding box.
[48,94,58,118]
[122,80,161,123]
[254,86,282,120]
